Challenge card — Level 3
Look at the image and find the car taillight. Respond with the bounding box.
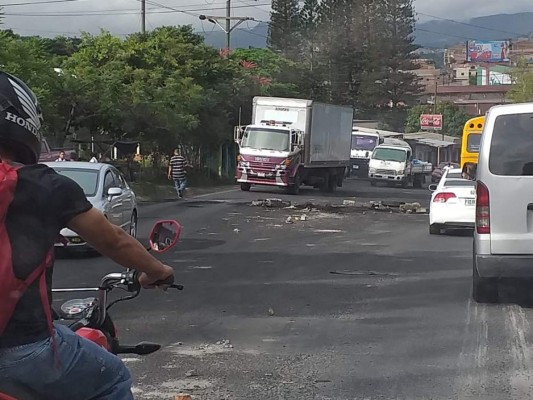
[476,181,490,234]
[433,192,456,203]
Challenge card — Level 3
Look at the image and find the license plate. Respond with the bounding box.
[353,165,359,169]
[257,172,265,177]
[465,199,476,206]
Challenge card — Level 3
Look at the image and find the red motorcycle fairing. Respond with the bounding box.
[76,327,110,351]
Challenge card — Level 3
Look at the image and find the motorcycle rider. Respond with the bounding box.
[0,71,174,399]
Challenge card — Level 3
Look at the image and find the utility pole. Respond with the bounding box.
[199,0,254,54]
[141,0,146,34]
[225,0,231,51]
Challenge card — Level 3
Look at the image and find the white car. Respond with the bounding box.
[429,168,476,235]
[45,162,138,249]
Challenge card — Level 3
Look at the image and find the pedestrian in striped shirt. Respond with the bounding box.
[168,148,188,199]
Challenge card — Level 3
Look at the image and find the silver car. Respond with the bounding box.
[45,162,138,249]
[473,103,533,303]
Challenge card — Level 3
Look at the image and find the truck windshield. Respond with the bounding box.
[352,135,377,151]
[373,148,406,163]
[241,127,290,152]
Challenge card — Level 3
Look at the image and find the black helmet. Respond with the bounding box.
[0,71,43,164]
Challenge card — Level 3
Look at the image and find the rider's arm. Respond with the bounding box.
[67,208,173,285]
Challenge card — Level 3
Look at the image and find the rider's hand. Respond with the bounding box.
[138,264,175,290]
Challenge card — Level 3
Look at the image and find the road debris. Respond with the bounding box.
[399,202,426,213]
[185,370,199,378]
[268,307,275,316]
[251,198,292,208]
[300,214,308,221]
[285,216,294,224]
[233,228,240,233]
[342,199,357,206]
[175,394,193,400]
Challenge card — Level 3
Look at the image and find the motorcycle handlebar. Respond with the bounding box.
[100,270,183,291]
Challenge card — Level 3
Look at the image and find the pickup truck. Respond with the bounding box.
[39,138,75,162]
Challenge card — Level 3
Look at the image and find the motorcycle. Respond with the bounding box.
[0,220,182,400]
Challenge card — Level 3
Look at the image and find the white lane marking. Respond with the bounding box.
[192,188,240,199]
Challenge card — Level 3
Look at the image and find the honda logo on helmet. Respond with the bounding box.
[5,112,39,135]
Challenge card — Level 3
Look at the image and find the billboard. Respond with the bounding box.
[467,40,511,63]
[420,114,443,130]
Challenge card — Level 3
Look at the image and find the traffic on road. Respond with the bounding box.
[49,101,533,398]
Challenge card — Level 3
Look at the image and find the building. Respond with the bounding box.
[420,84,513,115]
[403,132,461,166]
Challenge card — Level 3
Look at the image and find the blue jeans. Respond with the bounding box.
[173,178,187,197]
[0,323,133,400]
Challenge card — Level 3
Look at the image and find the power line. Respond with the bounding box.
[415,27,473,41]
[142,0,200,17]
[0,0,81,6]
[236,0,270,15]
[2,2,270,17]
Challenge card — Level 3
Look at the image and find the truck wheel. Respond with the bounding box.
[401,179,408,189]
[370,180,377,187]
[413,176,422,189]
[327,175,337,192]
[473,261,498,303]
[240,183,251,191]
[288,173,301,195]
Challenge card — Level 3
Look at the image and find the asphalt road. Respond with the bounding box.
[53,178,533,400]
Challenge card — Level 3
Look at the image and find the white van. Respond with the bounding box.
[473,103,533,303]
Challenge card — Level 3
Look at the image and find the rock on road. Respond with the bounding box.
[53,179,533,399]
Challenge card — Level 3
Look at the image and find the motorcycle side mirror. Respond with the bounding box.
[148,220,182,253]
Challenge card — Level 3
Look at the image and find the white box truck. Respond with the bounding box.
[368,138,432,188]
[234,97,353,194]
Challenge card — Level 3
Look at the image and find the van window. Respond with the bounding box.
[489,113,533,176]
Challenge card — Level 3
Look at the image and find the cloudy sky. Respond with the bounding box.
[1,0,532,38]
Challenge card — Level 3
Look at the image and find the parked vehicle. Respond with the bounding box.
[38,138,75,162]
[45,162,138,249]
[234,96,353,194]
[368,138,432,188]
[348,129,380,178]
[428,168,476,235]
[460,115,484,179]
[431,162,460,182]
[473,103,533,303]
[0,221,182,400]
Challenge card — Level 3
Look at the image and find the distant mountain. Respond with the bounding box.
[201,13,533,51]
[415,12,533,48]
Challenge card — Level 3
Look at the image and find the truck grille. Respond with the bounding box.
[376,169,396,175]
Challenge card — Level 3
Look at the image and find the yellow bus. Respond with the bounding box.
[461,116,485,176]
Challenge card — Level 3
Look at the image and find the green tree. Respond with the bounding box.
[61,27,243,165]
[405,102,471,136]
[268,0,300,60]
[231,48,301,97]
[368,0,422,130]
[0,31,70,142]
[508,58,533,103]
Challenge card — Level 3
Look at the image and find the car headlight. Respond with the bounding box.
[398,169,405,175]
[369,167,376,174]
